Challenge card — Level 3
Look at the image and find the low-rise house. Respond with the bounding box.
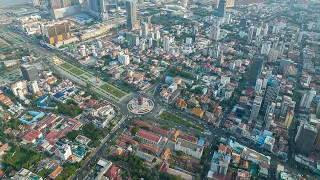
[136,130,162,145]
[191,108,204,118]
[49,166,63,179]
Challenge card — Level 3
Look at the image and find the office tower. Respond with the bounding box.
[126,0,137,31]
[225,0,234,7]
[284,110,294,129]
[21,65,39,81]
[297,31,303,44]
[41,21,71,45]
[316,101,320,119]
[300,89,316,109]
[314,124,320,150]
[182,0,188,8]
[256,26,262,37]
[217,0,226,17]
[247,26,254,44]
[248,58,263,85]
[224,13,231,24]
[268,48,279,61]
[261,41,271,55]
[298,12,307,24]
[83,0,106,19]
[209,21,220,41]
[155,30,160,40]
[141,22,148,39]
[280,96,295,118]
[163,36,170,52]
[295,123,318,155]
[279,41,286,58]
[30,81,40,93]
[255,79,263,93]
[49,0,81,19]
[250,96,263,122]
[264,103,275,130]
[118,52,130,65]
[261,78,280,114]
[33,0,40,6]
[263,23,268,36]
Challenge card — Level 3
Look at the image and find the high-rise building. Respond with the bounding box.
[225,0,234,7]
[83,0,106,19]
[209,21,220,41]
[20,65,39,81]
[217,0,226,17]
[118,52,130,65]
[182,0,188,8]
[41,21,71,45]
[250,96,263,122]
[256,26,262,37]
[247,26,254,44]
[163,35,170,52]
[141,22,148,39]
[280,96,295,118]
[155,30,160,40]
[30,81,40,93]
[264,103,276,130]
[126,0,137,31]
[261,41,271,55]
[316,101,320,119]
[261,78,280,114]
[300,89,316,109]
[295,123,318,155]
[254,78,263,93]
[48,0,81,19]
[263,23,268,36]
[284,110,294,129]
[248,58,263,85]
[314,124,320,150]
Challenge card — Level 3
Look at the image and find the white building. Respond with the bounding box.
[141,22,148,38]
[261,41,271,55]
[163,35,171,52]
[118,52,130,65]
[263,136,275,152]
[209,21,220,41]
[30,81,40,93]
[186,37,192,45]
[174,138,203,159]
[220,75,230,85]
[255,79,263,93]
[250,96,263,122]
[11,81,28,96]
[300,89,316,109]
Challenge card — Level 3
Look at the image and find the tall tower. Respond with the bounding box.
[261,78,280,114]
[250,96,263,122]
[141,22,148,39]
[217,0,226,17]
[247,26,254,44]
[163,36,170,52]
[209,20,220,41]
[20,65,39,81]
[126,0,137,31]
[248,57,263,85]
[295,123,317,155]
[300,89,316,109]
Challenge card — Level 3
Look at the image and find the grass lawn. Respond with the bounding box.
[80,75,88,80]
[100,84,126,98]
[69,68,84,76]
[10,151,30,164]
[158,111,203,131]
[60,63,74,70]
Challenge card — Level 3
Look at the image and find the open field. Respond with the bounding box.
[158,111,203,131]
[69,68,85,76]
[60,63,74,70]
[100,84,127,98]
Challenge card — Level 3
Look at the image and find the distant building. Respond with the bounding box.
[248,57,263,85]
[217,0,226,17]
[126,0,137,30]
[21,65,39,81]
[295,123,318,155]
[250,96,263,122]
[141,22,148,38]
[300,89,316,109]
[209,20,220,41]
[261,78,280,115]
[48,0,81,19]
[83,0,107,20]
[41,21,71,45]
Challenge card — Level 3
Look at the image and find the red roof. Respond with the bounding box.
[106,165,120,179]
[21,129,42,142]
[133,120,150,128]
[152,126,170,135]
[136,130,161,143]
[67,118,82,130]
[120,136,138,146]
[140,144,159,154]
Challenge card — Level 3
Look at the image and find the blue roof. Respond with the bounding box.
[268,78,279,86]
[198,138,205,146]
[53,92,65,99]
[37,95,48,103]
[66,88,74,93]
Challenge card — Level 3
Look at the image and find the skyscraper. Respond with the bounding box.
[261,78,280,114]
[209,21,220,41]
[247,26,254,44]
[280,96,295,118]
[254,79,263,93]
[20,65,39,81]
[83,0,106,19]
[141,22,148,39]
[248,57,263,85]
[126,0,137,31]
[250,96,263,122]
[295,123,318,155]
[300,89,316,109]
[217,0,226,17]
[163,35,170,52]
[261,41,271,55]
[316,100,320,119]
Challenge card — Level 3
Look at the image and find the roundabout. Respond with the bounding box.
[127,95,154,114]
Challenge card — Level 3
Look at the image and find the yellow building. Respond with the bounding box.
[284,110,294,129]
